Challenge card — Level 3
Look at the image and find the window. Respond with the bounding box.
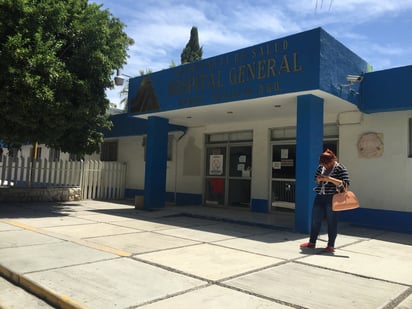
[271,124,338,141]
[206,130,253,143]
[271,127,296,140]
[49,148,60,161]
[100,141,118,161]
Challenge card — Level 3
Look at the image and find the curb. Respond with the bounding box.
[0,263,86,309]
[176,212,294,231]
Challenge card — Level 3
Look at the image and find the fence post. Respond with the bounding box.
[6,156,12,185]
[36,158,42,186]
[41,158,48,186]
[19,157,25,186]
[29,157,35,187]
[0,155,5,184]
[81,160,88,199]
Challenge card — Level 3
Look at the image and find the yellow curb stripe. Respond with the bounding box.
[1,219,131,257]
[0,219,132,308]
[0,263,87,309]
[1,219,40,232]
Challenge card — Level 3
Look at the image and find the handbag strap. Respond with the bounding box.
[321,162,336,176]
[320,162,338,194]
[333,162,349,193]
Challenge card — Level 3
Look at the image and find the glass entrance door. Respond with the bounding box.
[228,145,252,207]
[205,144,252,207]
[271,144,296,210]
[271,141,337,210]
[205,147,226,206]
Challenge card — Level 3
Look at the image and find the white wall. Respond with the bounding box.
[117,136,145,190]
[116,109,412,214]
[339,110,412,212]
[174,127,205,194]
[117,131,206,195]
[251,126,270,199]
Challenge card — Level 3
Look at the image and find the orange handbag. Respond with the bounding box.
[332,188,360,211]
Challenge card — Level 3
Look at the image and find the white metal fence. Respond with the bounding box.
[0,156,126,200]
[81,160,126,200]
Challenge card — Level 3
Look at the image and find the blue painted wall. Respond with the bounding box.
[359,65,412,113]
[319,30,369,104]
[340,208,412,234]
[251,198,269,213]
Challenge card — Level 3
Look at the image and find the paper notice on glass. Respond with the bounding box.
[242,169,250,177]
[237,164,244,171]
[209,155,223,175]
[281,149,288,159]
[281,159,294,167]
[272,162,281,169]
[239,155,246,163]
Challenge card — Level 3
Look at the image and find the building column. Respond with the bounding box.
[144,116,169,209]
[295,94,324,233]
[250,126,270,212]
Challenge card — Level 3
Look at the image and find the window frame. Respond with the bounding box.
[100,140,118,162]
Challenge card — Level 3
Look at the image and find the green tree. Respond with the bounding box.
[139,68,153,76]
[120,82,129,112]
[0,0,134,155]
[180,26,202,64]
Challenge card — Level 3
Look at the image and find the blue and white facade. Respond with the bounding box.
[106,27,411,234]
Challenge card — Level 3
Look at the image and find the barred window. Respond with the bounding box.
[101,141,118,161]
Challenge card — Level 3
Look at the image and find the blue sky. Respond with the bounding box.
[93,0,412,107]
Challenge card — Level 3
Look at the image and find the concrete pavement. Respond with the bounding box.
[0,200,411,308]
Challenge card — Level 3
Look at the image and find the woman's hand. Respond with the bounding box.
[325,176,342,186]
[316,175,327,183]
[317,175,343,187]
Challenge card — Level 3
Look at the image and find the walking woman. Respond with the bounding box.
[300,149,350,253]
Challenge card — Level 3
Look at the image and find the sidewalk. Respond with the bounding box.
[0,200,411,309]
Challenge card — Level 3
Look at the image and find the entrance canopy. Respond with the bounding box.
[127,27,369,127]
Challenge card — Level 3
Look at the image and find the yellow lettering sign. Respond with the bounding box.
[293,52,302,72]
[279,55,291,74]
